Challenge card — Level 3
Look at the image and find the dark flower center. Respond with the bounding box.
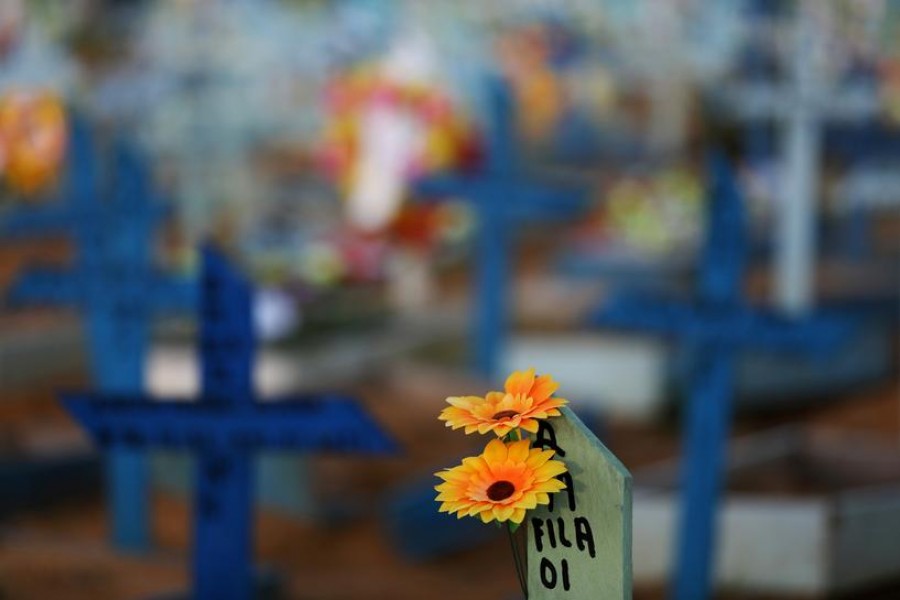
[492,410,519,421]
[487,480,516,502]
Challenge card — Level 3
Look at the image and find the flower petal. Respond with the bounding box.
[504,368,536,396]
[446,395,483,409]
[483,438,508,464]
[510,508,527,524]
[534,460,568,481]
[493,505,514,522]
[532,479,566,493]
[507,439,531,463]
[525,449,556,469]
[517,493,538,510]
[530,374,559,402]
[519,419,540,433]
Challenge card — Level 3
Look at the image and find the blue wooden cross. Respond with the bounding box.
[414,75,586,380]
[590,154,855,600]
[2,118,196,551]
[63,246,395,600]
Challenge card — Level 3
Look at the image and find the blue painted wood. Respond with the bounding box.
[414,75,587,380]
[2,120,197,551]
[0,116,97,238]
[590,153,856,600]
[64,246,396,600]
[673,345,734,600]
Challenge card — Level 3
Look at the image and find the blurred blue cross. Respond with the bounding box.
[2,118,196,551]
[590,154,855,600]
[64,246,396,600]
[414,75,586,380]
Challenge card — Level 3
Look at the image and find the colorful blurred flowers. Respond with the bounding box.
[438,368,568,437]
[435,438,567,525]
[319,67,474,196]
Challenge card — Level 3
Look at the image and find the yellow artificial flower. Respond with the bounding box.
[438,368,567,437]
[435,438,567,524]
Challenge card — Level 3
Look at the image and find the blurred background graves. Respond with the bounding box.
[0,0,897,599]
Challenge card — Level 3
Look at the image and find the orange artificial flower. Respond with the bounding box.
[435,438,567,524]
[438,368,567,437]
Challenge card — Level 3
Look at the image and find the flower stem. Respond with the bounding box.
[507,523,528,598]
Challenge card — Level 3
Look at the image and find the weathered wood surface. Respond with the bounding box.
[527,407,632,599]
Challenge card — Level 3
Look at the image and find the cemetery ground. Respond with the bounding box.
[1,360,898,599]
[3,233,898,598]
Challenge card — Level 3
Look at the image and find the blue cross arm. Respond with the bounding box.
[6,267,83,307]
[589,292,697,337]
[62,394,398,455]
[412,173,475,201]
[507,182,587,220]
[413,174,587,218]
[741,310,856,356]
[131,202,171,226]
[591,291,855,352]
[148,271,198,313]
[0,205,89,238]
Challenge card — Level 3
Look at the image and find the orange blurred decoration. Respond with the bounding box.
[496,25,565,141]
[0,89,67,196]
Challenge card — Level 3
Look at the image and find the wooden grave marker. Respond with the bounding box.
[527,406,632,599]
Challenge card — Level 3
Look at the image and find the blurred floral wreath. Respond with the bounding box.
[319,67,473,194]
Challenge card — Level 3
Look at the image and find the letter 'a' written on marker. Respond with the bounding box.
[527,407,632,599]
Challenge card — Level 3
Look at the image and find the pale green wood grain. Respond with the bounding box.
[526,407,632,599]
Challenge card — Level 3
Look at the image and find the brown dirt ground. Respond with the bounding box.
[0,361,898,599]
